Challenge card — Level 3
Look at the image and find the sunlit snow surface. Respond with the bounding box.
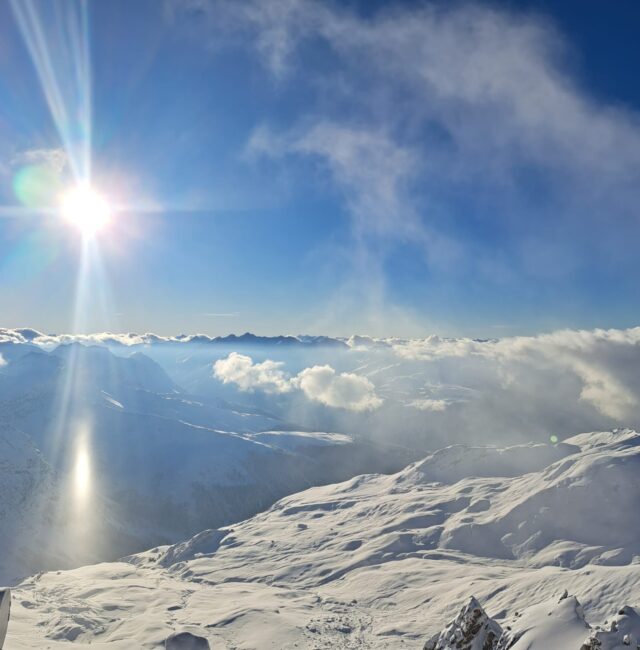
[7,429,640,648]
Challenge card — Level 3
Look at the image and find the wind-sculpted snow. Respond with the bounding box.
[498,593,592,649]
[404,442,578,484]
[6,430,640,648]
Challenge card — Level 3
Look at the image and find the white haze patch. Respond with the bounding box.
[213,353,382,412]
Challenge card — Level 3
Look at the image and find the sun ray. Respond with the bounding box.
[9,0,92,184]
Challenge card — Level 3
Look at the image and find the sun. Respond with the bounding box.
[60,185,111,236]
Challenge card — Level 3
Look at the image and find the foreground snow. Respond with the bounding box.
[6,429,640,648]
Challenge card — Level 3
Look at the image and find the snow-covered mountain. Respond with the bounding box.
[0,424,59,583]
[5,429,640,648]
[0,343,414,583]
[4,325,640,455]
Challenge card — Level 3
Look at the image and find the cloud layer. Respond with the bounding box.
[4,324,640,435]
[392,328,640,421]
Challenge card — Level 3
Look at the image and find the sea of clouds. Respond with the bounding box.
[3,325,639,449]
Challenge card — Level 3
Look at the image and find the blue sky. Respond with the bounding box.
[0,0,639,338]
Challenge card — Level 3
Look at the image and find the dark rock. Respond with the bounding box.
[0,589,11,649]
[165,631,210,649]
[424,596,502,650]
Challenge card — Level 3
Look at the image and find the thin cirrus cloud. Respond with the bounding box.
[409,398,449,413]
[213,352,382,412]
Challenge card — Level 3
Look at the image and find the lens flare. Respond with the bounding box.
[60,185,110,236]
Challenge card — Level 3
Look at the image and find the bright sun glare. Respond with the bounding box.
[60,185,111,236]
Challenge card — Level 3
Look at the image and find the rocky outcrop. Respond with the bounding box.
[424,595,640,650]
[0,589,11,649]
[580,605,640,649]
[424,596,502,650]
[165,631,210,649]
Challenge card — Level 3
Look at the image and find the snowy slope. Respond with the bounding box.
[6,429,640,648]
[0,424,58,583]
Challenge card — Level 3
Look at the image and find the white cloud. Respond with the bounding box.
[249,123,421,241]
[213,352,292,393]
[12,148,68,173]
[294,364,382,412]
[410,398,449,412]
[212,353,382,411]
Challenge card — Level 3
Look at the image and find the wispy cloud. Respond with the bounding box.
[11,147,68,174]
[169,0,640,334]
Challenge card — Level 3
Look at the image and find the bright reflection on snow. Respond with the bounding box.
[63,418,97,561]
[73,439,91,506]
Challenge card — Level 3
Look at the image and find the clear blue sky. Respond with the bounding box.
[0,0,639,338]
